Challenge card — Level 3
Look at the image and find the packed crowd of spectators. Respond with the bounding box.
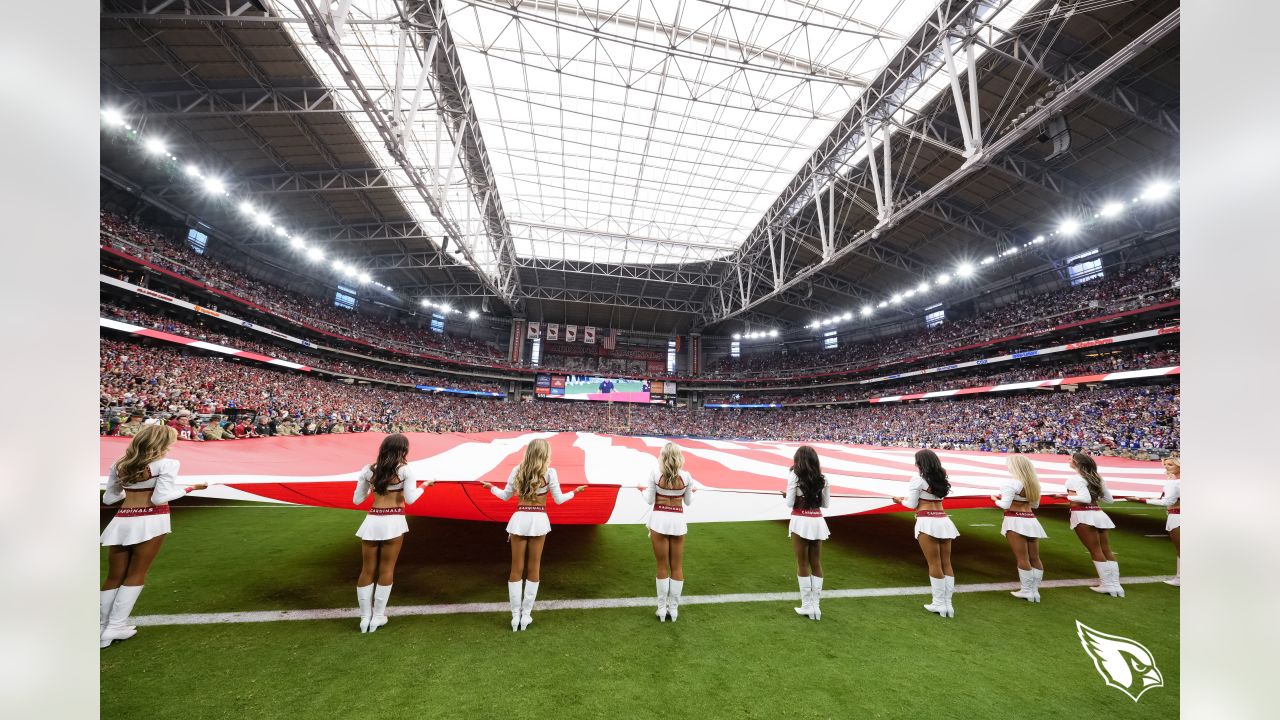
[99,337,1177,457]
[708,255,1180,379]
[101,211,504,363]
[101,302,508,393]
[706,348,1180,405]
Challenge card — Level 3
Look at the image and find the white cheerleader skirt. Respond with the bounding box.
[788,508,831,541]
[1068,505,1116,530]
[506,506,552,537]
[101,505,172,546]
[1166,508,1180,532]
[647,504,688,537]
[356,507,409,541]
[1000,511,1048,539]
[914,510,960,540]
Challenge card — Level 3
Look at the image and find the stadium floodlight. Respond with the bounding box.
[877,300,888,308]
[332,260,347,273]
[1099,201,1124,218]
[1001,247,1019,257]
[307,247,324,262]
[936,273,951,285]
[980,255,995,265]
[842,312,853,321]
[891,294,903,304]
[468,310,479,320]
[1032,235,1045,244]
[357,272,371,284]
[421,299,432,308]
[1059,218,1081,235]
[274,226,288,237]
[732,333,741,340]
[101,108,126,126]
[184,164,201,177]
[238,201,256,215]
[253,213,272,227]
[290,237,306,250]
[1141,181,1173,201]
[861,305,873,317]
[903,289,916,299]
[769,329,779,337]
[439,304,451,314]
[956,262,975,278]
[917,281,929,293]
[144,137,167,155]
[204,177,226,195]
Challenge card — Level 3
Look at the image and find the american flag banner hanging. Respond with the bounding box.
[547,323,560,341]
[602,328,617,350]
[584,326,596,344]
[565,325,578,342]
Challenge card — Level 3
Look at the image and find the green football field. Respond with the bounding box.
[100,502,1178,719]
[564,377,646,395]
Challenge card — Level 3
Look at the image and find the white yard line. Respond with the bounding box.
[133,576,1175,627]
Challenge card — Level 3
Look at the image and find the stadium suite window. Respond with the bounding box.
[824,330,838,350]
[530,338,542,367]
[186,228,208,255]
[334,284,357,310]
[925,304,945,329]
[1068,248,1105,286]
[431,313,445,334]
[730,341,740,359]
[667,340,677,374]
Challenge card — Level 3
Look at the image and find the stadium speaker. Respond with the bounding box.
[440,235,450,253]
[1039,114,1071,160]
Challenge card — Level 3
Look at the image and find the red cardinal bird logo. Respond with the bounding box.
[1075,620,1164,702]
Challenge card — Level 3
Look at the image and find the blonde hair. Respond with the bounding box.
[1005,455,1042,505]
[514,438,551,503]
[658,443,685,490]
[1163,455,1181,475]
[115,424,177,485]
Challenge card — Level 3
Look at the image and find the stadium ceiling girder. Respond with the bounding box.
[112,86,353,118]
[695,3,1180,330]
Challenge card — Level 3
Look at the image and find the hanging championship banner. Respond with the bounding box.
[527,322,541,339]
[584,326,596,344]
[565,325,578,342]
[547,323,560,341]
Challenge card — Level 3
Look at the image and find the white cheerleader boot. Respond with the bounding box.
[656,578,671,621]
[943,576,956,618]
[356,584,374,633]
[923,577,947,616]
[1010,568,1036,602]
[1030,568,1044,602]
[369,584,392,631]
[519,581,539,630]
[794,575,813,619]
[668,579,684,622]
[1164,558,1180,587]
[99,588,135,634]
[507,581,523,632]
[1089,561,1113,595]
[810,576,823,621]
[1109,561,1125,598]
[100,585,143,648]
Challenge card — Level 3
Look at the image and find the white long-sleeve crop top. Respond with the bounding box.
[642,468,700,506]
[1064,476,1114,505]
[784,471,829,509]
[994,478,1041,510]
[102,459,190,505]
[1146,480,1180,508]
[491,467,575,504]
[353,464,425,505]
[900,476,945,509]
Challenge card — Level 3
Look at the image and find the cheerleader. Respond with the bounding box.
[353,433,433,633]
[637,442,702,622]
[992,455,1048,602]
[1136,455,1180,586]
[100,425,208,648]
[1065,452,1124,598]
[892,449,960,618]
[480,438,586,631]
[784,445,829,620]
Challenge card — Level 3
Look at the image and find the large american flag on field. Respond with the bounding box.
[99,432,1169,525]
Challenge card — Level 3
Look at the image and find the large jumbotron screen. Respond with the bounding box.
[535,374,676,403]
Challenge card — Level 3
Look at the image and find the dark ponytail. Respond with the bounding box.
[913,449,951,498]
[370,433,410,494]
[1071,452,1106,501]
[791,445,825,510]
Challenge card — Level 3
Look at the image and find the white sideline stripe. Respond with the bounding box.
[132,576,1174,627]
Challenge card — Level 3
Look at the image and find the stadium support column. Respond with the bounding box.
[689,333,701,376]
[510,319,526,365]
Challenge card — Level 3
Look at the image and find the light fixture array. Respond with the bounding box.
[732,329,780,341]
[102,108,389,291]
[804,178,1177,331]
